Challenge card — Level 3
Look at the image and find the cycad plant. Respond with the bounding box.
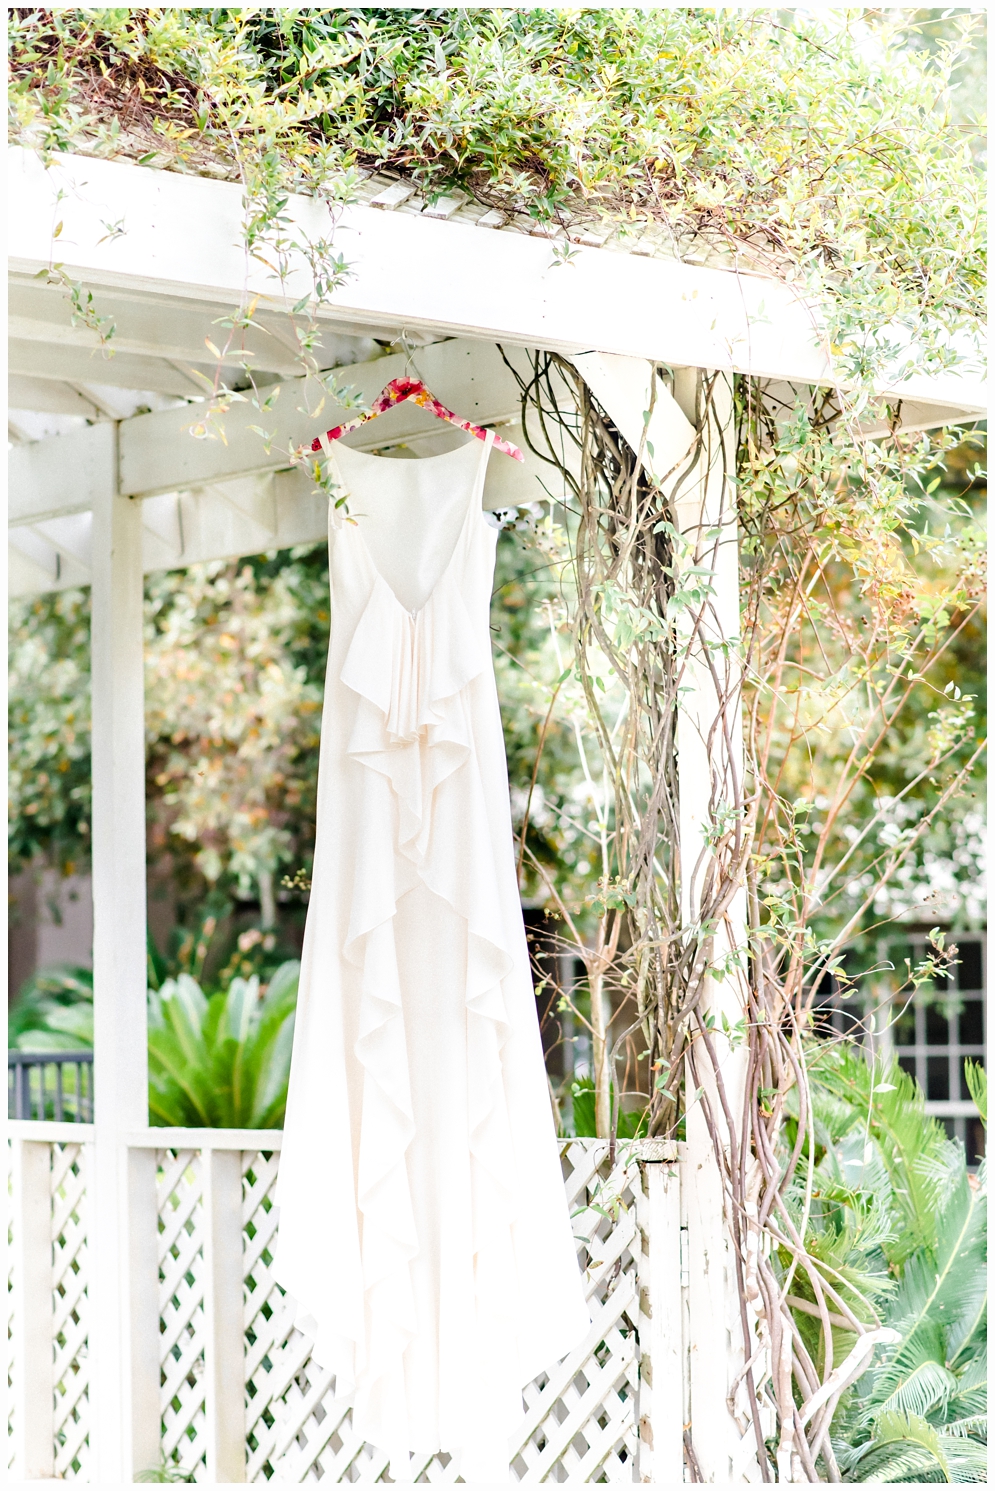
[10,959,300,1128]
[794,1048,987,1483]
[7,964,95,1051]
[147,962,299,1128]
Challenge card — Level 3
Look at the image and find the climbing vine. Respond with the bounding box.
[7,6,986,1482]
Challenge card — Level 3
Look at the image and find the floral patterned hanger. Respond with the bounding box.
[311,375,524,461]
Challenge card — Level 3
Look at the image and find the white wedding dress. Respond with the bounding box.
[273,431,589,1480]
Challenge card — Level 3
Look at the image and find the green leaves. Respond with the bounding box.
[147,962,299,1129]
[808,1049,989,1482]
[9,959,301,1129]
[8,9,984,336]
[570,1076,646,1140]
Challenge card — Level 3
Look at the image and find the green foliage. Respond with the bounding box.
[147,962,299,1129]
[963,1059,987,1128]
[569,1075,647,1140]
[8,551,329,918]
[7,963,94,1051]
[10,959,301,1129]
[784,1050,987,1483]
[7,9,985,358]
[492,518,600,902]
[7,587,91,874]
[803,1047,964,1271]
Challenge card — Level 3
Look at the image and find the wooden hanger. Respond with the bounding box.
[311,375,524,461]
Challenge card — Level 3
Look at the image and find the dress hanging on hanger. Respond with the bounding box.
[310,374,526,462]
[273,407,589,1482]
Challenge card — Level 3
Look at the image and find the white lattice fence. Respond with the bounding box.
[238,1140,645,1484]
[156,1148,208,1479]
[8,1127,682,1483]
[51,1143,90,1478]
[7,1133,91,1480]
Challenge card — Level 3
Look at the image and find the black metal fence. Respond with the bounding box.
[8,1051,94,1123]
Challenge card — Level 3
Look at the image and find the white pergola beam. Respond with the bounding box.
[9,335,210,397]
[10,420,115,524]
[8,338,541,522]
[8,147,985,419]
[8,420,569,596]
[9,372,102,418]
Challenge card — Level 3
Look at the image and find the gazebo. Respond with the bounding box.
[7,143,985,1485]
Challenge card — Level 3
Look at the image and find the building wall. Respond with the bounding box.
[8,866,93,1002]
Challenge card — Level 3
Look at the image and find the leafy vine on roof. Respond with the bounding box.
[8,6,986,364]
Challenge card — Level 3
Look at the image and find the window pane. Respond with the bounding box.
[888,942,913,974]
[961,1055,985,1102]
[959,1000,984,1046]
[966,1117,986,1169]
[926,1056,950,1101]
[925,1005,949,1046]
[892,1004,916,1047]
[957,941,983,993]
[896,1054,917,1084]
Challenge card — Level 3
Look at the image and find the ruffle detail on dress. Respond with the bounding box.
[341,575,487,857]
[344,914,418,1444]
[337,564,526,1457]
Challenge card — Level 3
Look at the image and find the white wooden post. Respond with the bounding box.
[87,421,161,1480]
[672,370,759,1483]
[202,1147,247,1481]
[636,1147,685,1485]
[9,1139,54,1478]
[569,354,756,1481]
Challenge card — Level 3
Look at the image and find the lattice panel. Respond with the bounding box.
[51,1143,90,1479]
[240,1141,643,1484]
[157,1148,207,1480]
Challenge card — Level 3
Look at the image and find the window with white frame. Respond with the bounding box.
[888,932,986,1166]
[816,932,987,1166]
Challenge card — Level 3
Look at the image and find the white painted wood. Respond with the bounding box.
[7,338,551,519]
[7,1119,96,1144]
[8,420,114,525]
[636,1159,684,1485]
[7,1134,679,1483]
[9,335,209,397]
[9,309,295,378]
[87,425,155,1483]
[572,352,697,484]
[116,337,532,496]
[51,1142,91,1479]
[10,1138,55,1478]
[9,372,102,417]
[8,417,567,596]
[672,369,756,1485]
[127,1148,163,1479]
[8,147,985,418]
[202,1149,248,1482]
[584,359,754,1481]
[156,1147,208,1476]
[128,1126,285,1151]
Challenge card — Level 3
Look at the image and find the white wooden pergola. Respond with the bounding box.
[6,144,986,1487]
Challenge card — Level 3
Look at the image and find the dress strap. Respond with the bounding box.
[473,429,496,507]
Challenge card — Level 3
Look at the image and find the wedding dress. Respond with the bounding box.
[273,431,589,1480]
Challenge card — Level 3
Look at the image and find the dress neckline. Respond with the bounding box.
[325,431,493,619]
[327,434,480,467]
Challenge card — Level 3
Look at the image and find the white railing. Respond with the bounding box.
[6,1123,687,1484]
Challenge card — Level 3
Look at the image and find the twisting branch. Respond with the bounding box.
[502,349,985,1481]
